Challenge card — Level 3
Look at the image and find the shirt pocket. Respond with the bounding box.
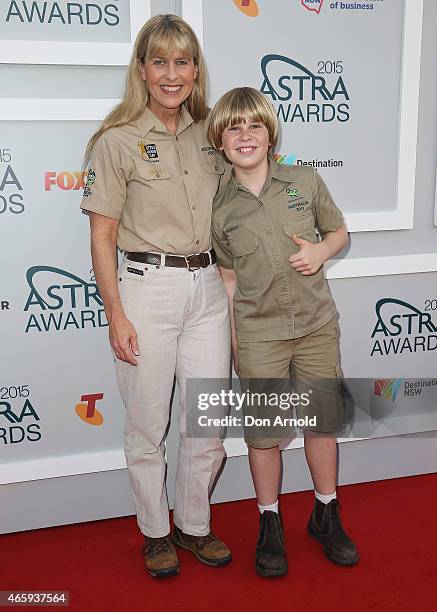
[200,158,225,203]
[283,216,318,253]
[228,233,268,292]
[134,162,176,206]
[200,157,224,176]
[117,260,158,285]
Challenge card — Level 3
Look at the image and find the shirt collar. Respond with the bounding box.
[136,104,194,137]
[269,155,295,183]
[228,155,292,198]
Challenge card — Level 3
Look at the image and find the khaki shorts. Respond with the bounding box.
[237,317,347,449]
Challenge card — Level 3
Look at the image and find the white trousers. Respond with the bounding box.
[116,258,230,537]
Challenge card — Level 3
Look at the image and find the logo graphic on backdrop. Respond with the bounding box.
[274,152,344,171]
[370,298,437,357]
[260,55,350,124]
[75,393,104,426]
[0,148,25,215]
[1,300,11,311]
[24,266,107,333]
[234,0,383,18]
[374,378,437,401]
[374,378,404,402]
[301,0,324,15]
[274,153,297,165]
[44,171,86,191]
[233,0,259,17]
[0,385,41,446]
[300,0,382,13]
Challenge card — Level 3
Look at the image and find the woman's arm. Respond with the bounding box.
[219,266,239,375]
[89,211,139,365]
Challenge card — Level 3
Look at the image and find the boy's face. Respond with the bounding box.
[220,120,270,171]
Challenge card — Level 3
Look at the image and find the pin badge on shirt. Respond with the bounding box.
[138,142,159,162]
[146,144,158,159]
[149,167,162,179]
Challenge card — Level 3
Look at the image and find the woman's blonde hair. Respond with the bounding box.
[83,14,208,166]
[207,87,278,154]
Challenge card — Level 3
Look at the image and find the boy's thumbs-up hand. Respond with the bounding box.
[291,235,307,249]
[288,233,329,276]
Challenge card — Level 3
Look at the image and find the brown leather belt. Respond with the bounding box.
[126,249,216,270]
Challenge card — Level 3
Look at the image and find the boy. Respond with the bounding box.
[208,88,358,577]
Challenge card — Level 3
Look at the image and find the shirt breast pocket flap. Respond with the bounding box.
[283,218,318,245]
[228,233,259,258]
[228,233,268,291]
[135,162,176,205]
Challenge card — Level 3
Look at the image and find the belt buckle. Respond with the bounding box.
[185,253,201,272]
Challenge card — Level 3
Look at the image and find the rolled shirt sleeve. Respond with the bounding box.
[312,171,345,235]
[80,132,126,220]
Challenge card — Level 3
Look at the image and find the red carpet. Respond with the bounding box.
[2,474,436,612]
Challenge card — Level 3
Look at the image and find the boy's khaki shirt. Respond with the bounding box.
[211,159,345,342]
[80,106,224,255]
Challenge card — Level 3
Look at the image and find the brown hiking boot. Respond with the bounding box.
[172,525,232,567]
[143,535,180,578]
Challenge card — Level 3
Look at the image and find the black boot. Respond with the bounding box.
[307,499,359,566]
[255,510,288,577]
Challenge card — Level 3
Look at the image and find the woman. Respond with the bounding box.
[81,14,231,578]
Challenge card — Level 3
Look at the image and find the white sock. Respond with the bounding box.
[258,500,279,514]
[314,490,337,505]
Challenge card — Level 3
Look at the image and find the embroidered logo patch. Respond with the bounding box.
[285,187,300,198]
[86,169,96,187]
[201,145,215,156]
[288,200,310,211]
[83,169,96,197]
[225,225,239,234]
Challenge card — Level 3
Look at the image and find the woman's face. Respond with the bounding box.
[140,52,198,118]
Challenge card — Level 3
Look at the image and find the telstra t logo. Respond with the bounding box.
[233,0,259,17]
[75,393,104,425]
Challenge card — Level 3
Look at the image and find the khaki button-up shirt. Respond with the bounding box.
[211,159,345,342]
[80,106,224,255]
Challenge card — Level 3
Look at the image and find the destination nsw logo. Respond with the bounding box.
[370,298,437,357]
[260,54,350,123]
[374,378,405,401]
[374,378,437,401]
[24,266,107,333]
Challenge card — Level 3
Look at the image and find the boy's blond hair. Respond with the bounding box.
[208,87,278,153]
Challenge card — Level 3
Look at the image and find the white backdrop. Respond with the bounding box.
[1,0,436,495]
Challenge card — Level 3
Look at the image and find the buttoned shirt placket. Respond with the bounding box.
[238,179,295,339]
